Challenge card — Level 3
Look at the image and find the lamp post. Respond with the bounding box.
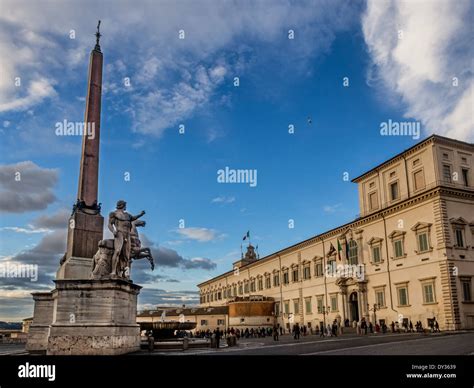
[320,306,331,336]
[368,303,380,330]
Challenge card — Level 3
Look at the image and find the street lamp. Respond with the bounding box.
[320,306,331,335]
[368,303,380,329]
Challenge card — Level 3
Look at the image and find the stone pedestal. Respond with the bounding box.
[27,279,142,355]
[26,292,55,354]
[56,212,103,280]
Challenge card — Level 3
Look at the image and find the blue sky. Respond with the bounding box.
[0,0,472,320]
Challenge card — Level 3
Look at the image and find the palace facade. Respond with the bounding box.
[198,135,474,331]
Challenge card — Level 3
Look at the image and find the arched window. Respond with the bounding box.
[348,240,358,265]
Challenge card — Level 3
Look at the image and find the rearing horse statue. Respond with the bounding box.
[130,220,155,271]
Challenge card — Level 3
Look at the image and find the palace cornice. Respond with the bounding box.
[198,185,473,288]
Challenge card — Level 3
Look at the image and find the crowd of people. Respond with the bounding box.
[173,316,441,348]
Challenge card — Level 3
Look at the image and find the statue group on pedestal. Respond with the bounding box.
[91,200,154,280]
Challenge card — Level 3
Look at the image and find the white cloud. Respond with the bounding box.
[0,77,56,113]
[0,226,51,234]
[0,0,359,142]
[211,196,235,204]
[175,227,225,242]
[362,0,473,141]
[323,203,342,213]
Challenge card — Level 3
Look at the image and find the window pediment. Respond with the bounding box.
[411,222,432,231]
[389,230,406,239]
[450,217,468,226]
[368,237,383,245]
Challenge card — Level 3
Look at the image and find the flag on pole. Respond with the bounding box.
[337,239,342,261]
[243,231,250,241]
[328,243,336,256]
[345,236,350,259]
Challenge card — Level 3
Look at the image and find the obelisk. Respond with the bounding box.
[57,21,104,279]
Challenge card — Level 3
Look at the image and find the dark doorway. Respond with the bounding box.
[349,292,359,322]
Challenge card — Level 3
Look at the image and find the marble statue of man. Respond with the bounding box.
[108,200,145,277]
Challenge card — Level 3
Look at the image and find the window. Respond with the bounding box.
[462,169,469,187]
[413,169,425,191]
[206,294,210,302]
[443,165,452,183]
[250,280,256,292]
[303,264,311,280]
[293,299,299,314]
[375,289,385,307]
[273,272,280,287]
[330,294,338,312]
[369,191,378,211]
[201,320,208,326]
[443,153,449,160]
[455,228,465,248]
[327,258,336,268]
[462,279,472,302]
[218,292,222,300]
[369,181,375,188]
[265,276,271,289]
[390,181,399,201]
[422,282,436,304]
[461,157,468,164]
[283,270,289,285]
[217,319,225,326]
[389,171,396,179]
[305,298,312,314]
[394,240,404,258]
[412,158,420,167]
[284,300,290,314]
[417,232,429,252]
[372,245,381,263]
[348,240,358,265]
[258,278,263,291]
[233,286,237,296]
[315,259,323,277]
[316,297,323,313]
[244,282,249,293]
[238,284,243,295]
[275,302,280,316]
[397,286,409,306]
[292,266,299,282]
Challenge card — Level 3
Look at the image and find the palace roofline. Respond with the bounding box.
[351,134,474,183]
